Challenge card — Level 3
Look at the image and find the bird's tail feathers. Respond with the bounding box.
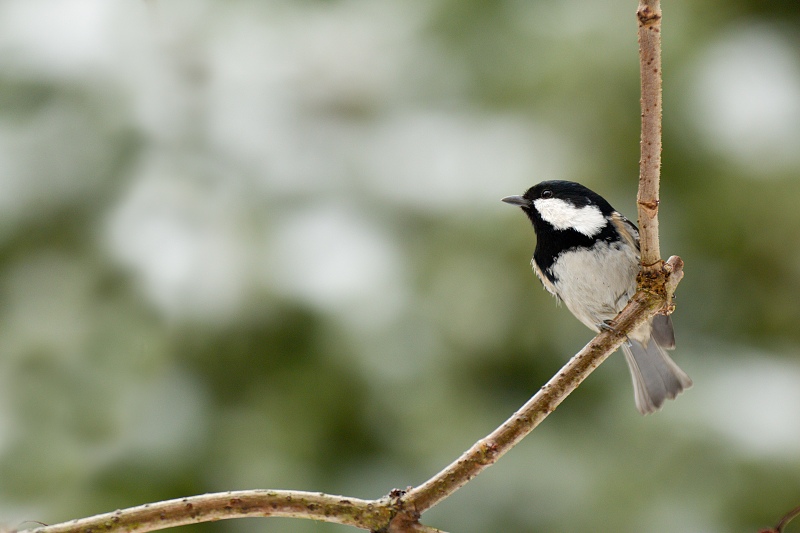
[621,338,692,415]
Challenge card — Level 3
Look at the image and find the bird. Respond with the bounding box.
[502,180,691,414]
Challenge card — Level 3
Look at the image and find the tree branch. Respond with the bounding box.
[399,0,678,517]
[400,274,681,515]
[17,265,683,533]
[21,491,393,533]
[636,0,663,272]
[760,503,800,533]
[15,2,679,533]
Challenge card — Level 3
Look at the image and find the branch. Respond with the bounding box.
[636,0,663,272]
[400,0,678,516]
[20,491,393,533]
[16,2,679,533]
[16,266,684,533]
[760,503,800,533]
[400,274,681,515]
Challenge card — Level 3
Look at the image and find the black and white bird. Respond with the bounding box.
[503,180,691,414]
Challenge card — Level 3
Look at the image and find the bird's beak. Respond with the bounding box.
[501,195,531,207]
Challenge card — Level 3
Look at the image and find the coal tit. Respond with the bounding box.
[503,180,691,414]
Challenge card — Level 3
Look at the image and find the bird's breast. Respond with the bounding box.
[536,241,639,330]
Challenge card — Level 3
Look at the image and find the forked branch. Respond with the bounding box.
[15,2,678,533]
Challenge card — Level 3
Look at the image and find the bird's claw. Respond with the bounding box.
[599,320,630,345]
[599,320,617,333]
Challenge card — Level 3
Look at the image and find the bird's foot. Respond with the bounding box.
[598,319,617,333]
[598,320,630,345]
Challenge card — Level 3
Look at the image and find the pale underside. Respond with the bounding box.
[533,238,650,342]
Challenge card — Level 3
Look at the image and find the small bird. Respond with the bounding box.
[503,180,691,414]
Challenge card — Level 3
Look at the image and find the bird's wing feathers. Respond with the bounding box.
[610,212,677,350]
[610,212,639,252]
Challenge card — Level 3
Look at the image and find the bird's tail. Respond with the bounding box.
[621,335,692,415]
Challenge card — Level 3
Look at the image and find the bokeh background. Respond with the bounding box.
[1,0,800,532]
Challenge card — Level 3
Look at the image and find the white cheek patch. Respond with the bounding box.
[533,198,606,237]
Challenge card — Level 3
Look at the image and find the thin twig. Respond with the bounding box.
[776,504,800,533]
[760,503,800,533]
[636,0,663,272]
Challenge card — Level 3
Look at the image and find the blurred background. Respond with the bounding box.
[1,0,800,532]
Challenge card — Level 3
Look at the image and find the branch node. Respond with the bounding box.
[637,5,661,25]
[664,255,685,300]
[638,199,659,212]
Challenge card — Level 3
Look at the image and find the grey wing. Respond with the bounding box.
[612,211,677,342]
[610,212,640,253]
[613,212,676,348]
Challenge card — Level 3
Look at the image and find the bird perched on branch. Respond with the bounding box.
[503,180,691,414]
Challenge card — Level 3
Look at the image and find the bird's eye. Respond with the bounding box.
[541,190,553,199]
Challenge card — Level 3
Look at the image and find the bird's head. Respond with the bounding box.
[502,180,616,238]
